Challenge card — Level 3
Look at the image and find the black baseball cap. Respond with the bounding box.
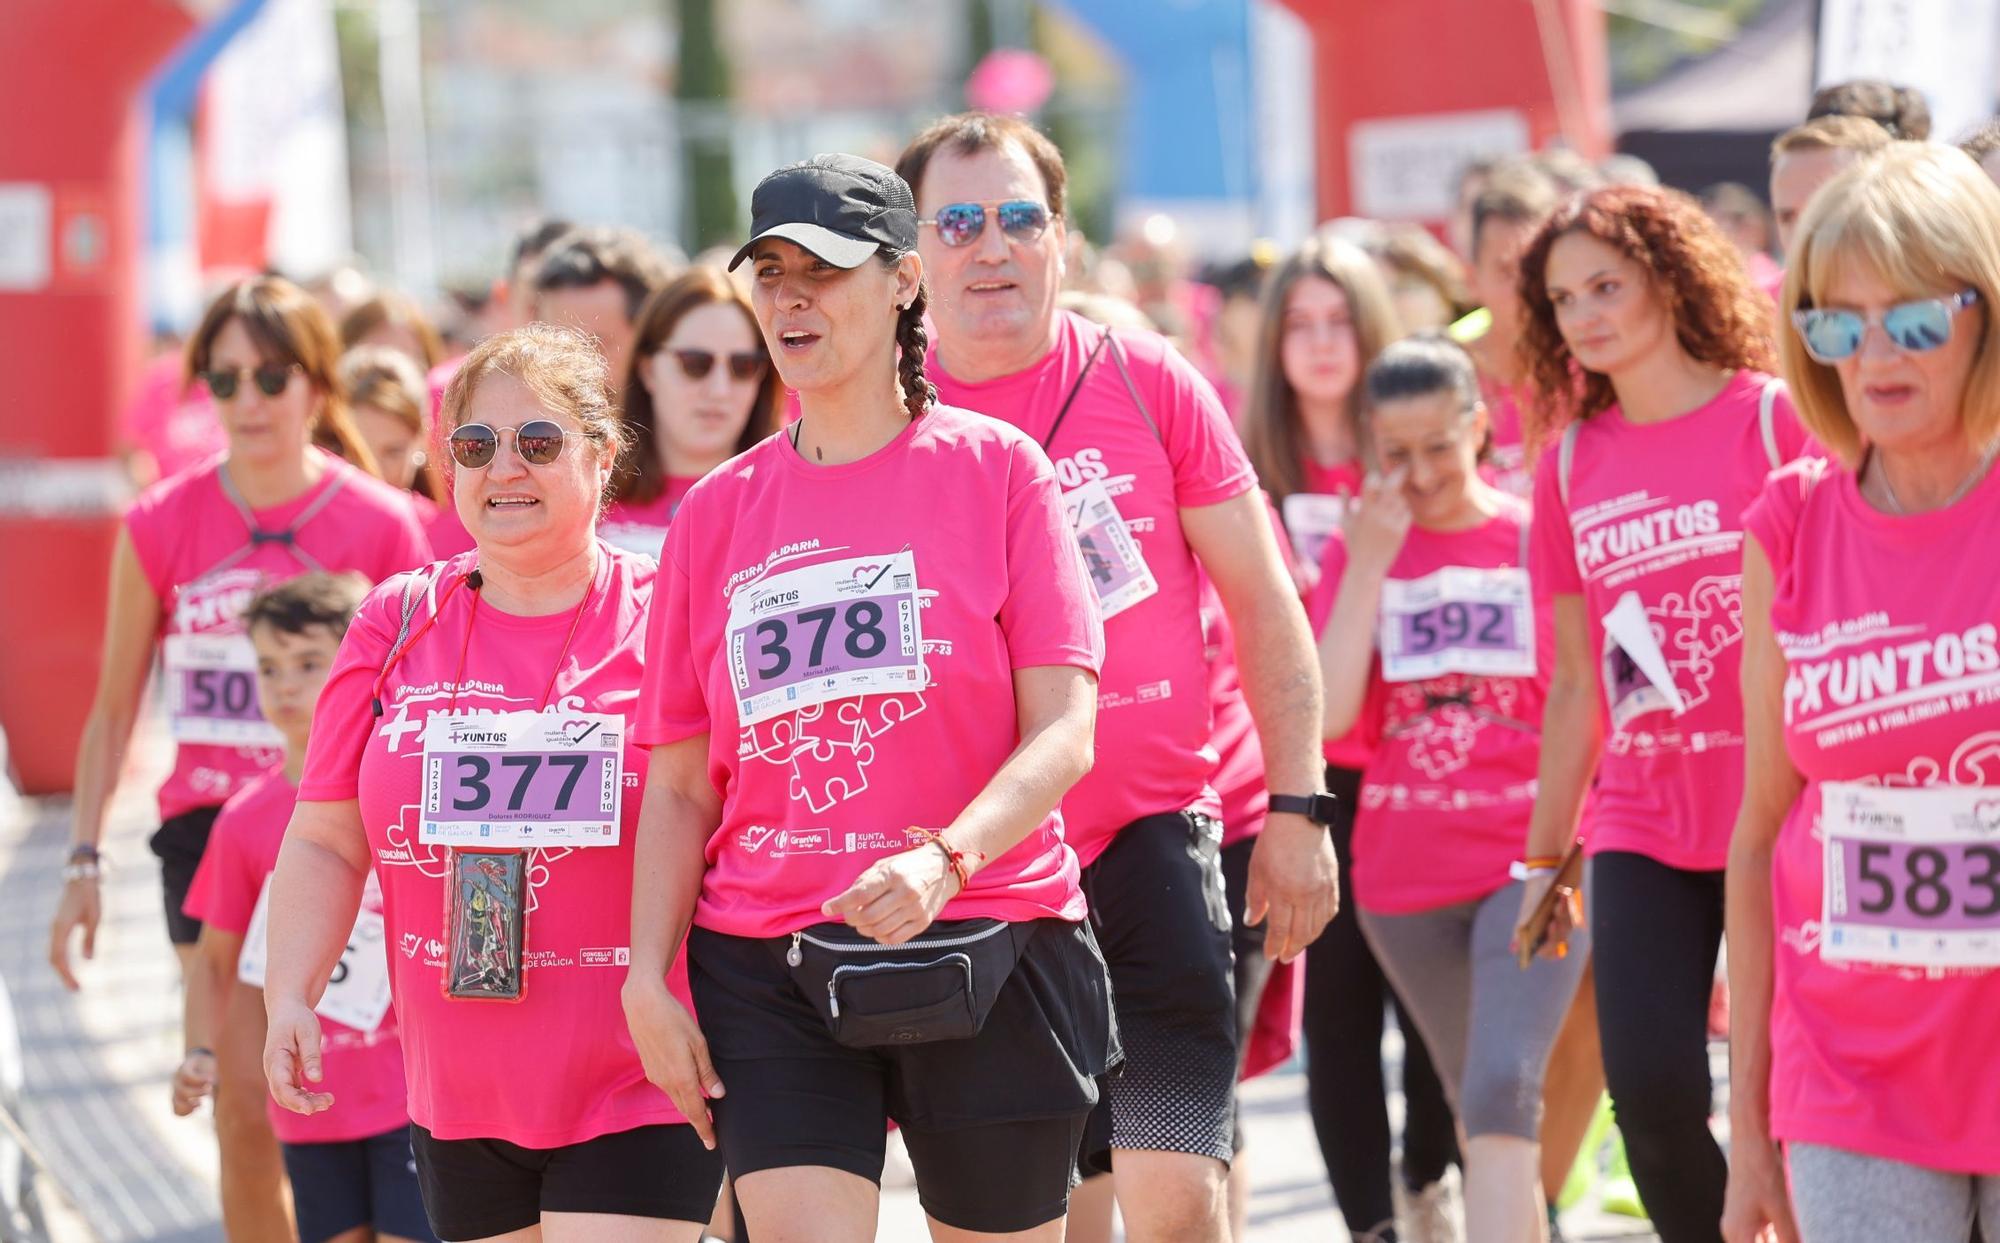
[728,154,919,271]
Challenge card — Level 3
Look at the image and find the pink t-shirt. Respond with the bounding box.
[635,405,1102,938]
[1283,461,1374,772]
[126,454,433,822]
[1206,495,1299,849]
[1530,371,1812,869]
[122,353,227,482]
[929,312,1254,863]
[1479,380,1534,500]
[182,768,410,1144]
[298,544,692,1147]
[1310,500,1550,913]
[1747,457,2000,1173]
[600,476,698,560]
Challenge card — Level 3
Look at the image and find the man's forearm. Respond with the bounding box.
[1230,583,1326,796]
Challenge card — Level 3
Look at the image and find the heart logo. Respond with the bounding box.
[852,564,884,581]
[562,719,599,743]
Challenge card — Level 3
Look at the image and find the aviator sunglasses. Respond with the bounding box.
[1792,290,1981,363]
[672,349,766,381]
[447,420,573,470]
[202,364,300,401]
[919,199,1053,248]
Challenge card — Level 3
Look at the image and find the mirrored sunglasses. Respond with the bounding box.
[447,419,572,470]
[920,200,1052,249]
[1792,290,1981,363]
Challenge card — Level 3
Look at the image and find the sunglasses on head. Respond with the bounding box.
[447,420,573,470]
[1792,289,1981,363]
[672,349,766,381]
[919,200,1052,249]
[202,364,299,401]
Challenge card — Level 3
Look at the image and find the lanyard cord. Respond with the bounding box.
[1039,329,1113,452]
[446,569,597,714]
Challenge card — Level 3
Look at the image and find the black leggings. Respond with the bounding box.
[1302,767,1459,1238]
[1590,850,1726,1243]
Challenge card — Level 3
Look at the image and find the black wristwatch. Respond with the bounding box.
[1268,793,1338,826]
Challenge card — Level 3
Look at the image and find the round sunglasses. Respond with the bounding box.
[1792,290,1981,363]
[202,364,300,401]
[918,199,1052,249]
[447,420,573,470]
[671,349,766,381]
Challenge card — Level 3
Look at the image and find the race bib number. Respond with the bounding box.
[421,710,624,848]
[727,553,926,726]
[1065,479,1157,619]
[1281,492,1347,571]
[238,876,392,1032]
[1600,591,1685,730]
[1821,782,2000,970]
[163,634,283,747]
[1378,566,1535,683]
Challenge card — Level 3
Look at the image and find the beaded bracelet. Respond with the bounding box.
[906,826,983,894]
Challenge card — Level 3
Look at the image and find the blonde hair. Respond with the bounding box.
[1782,142,2000,464]
[338,345,444,501]
[1241,233,1404,507]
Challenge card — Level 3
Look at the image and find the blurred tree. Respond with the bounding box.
[1032,3,1116,246]
[1605,0,1769,92]
[964,0,997,84]
[677,0,736,250]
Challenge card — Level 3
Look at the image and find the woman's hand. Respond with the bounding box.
[48,876,102,991]
[263,996,334,1117]
[1721,1134,1800,1243]
[1511,869,1582,961]
[622,978,723,1150]
[1343,468,1414,575]
[170,1049,216,1117]
[822,844,959,945]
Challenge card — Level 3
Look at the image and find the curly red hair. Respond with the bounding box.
[1515,184,1775,437]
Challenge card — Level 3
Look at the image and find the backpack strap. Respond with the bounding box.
[1758,376,1785,469]
[371,562,450,718]
[1105,335,1165,445]
[1556,421,1581,513]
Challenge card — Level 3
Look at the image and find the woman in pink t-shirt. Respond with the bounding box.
[624,154,1116,1243]
[1724,144,2000,1241]
[601,267,781,559]
[1312,337,1583,1241]
[1240,236,1465,1236]
[263,325,724,1242]
[1512,184,1815,1241]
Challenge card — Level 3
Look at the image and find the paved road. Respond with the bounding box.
[1,723,1678,1241]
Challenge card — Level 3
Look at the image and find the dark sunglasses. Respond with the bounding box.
[447,420,572,470]
[202,364,299,401]
[919,200,1052,249]
[1792,290,1981,363]
[673,349,766,381]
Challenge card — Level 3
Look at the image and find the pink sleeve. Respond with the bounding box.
[297,581,401,802]
[191,803,263,935]
[634,523,711,747]
[1530,441,1582,597]
[122,488,175,599]
[1001,440,1105,672]
[1305,530,1351,634]
[1768,384,1823,465]
[1134,333,1257,509]
[181,835,220,923]
[1743,458,1820,579]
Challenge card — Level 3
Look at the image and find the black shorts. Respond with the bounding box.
[409,1122,723,1240]
[687,917,1118,1234]
[1079,809,1239,1174]
[149,804,221,946]
[281,1125,436,1243]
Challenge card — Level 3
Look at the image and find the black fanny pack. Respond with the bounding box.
[775,918,1030,1048]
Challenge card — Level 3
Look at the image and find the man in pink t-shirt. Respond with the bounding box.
[898,113,1339,1237]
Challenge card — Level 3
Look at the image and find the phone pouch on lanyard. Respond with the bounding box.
[776,918,1029,1047]
[445,849,528,1001]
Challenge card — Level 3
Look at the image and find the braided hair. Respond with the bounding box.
[885,252,937,420]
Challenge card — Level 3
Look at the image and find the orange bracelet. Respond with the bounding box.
[1521,855,1564,870]
[906,826,983,894]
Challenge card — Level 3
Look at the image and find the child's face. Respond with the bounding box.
[249,622,343,747]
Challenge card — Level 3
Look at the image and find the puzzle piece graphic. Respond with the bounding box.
[834,693,926,747]
[1405,707,1486,782]
[787,736,877,813]
[739,702,826,762]
[1651,575,1744,713]
[386,804,451,877]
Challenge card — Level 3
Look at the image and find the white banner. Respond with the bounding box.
[1817,0,2000,143]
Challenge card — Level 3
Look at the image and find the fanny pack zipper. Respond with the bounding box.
[826,953,974,1019]
[786,920,1007,967]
